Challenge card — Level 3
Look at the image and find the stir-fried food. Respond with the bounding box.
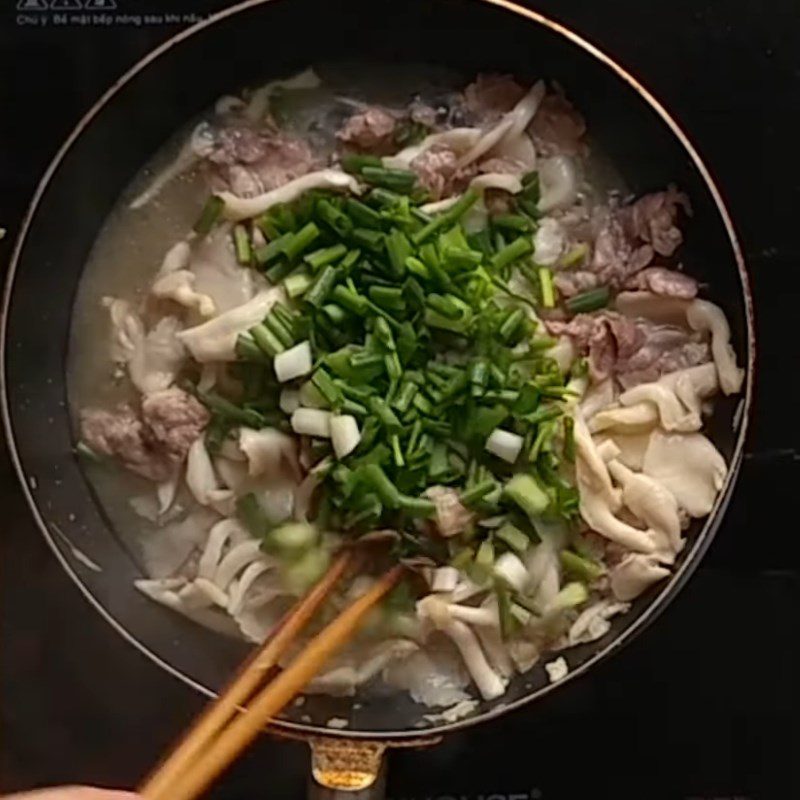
[73,68,743,716]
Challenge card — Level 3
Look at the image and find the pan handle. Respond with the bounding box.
[307,737,387,800]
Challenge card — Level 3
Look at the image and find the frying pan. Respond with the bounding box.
[1,0,755,796]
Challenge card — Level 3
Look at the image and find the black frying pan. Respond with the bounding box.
[1,0,755,795]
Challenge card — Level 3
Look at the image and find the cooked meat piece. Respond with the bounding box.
[553,270,600,298]
[546,312,709,385]
[408,99,439,128]
[619,187,690,257]
[410,145,476,200]
[616,333,710,389]
[426,486,474,538]
[81,388,209,482]
[336,107,398,154]
[206,124,315,197]
[529,92,587,157]
[590,214,654,288]
[624,266,699,299]
[463,73,526,122]
[141,387,211,462]
[81,405,174,482]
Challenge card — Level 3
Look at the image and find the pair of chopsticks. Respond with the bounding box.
[140,551,402,800]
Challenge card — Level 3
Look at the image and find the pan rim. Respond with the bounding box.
[1,0,756,742]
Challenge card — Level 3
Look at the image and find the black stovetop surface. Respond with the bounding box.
[2,2,799,798]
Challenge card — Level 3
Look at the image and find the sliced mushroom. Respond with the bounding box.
[642,430,727,517]
[686,299,744,395]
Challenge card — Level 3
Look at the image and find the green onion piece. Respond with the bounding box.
[424,308,470,335]
[283,222,320,262]
[331,284,368,315]
[351,227,385,254]
[264,258,294,284]
[250,323,285,358]
[398,494,436,516]
[304,243,347,271]
[237,493,270,538]
[563,416,576,462]
[384,352,402,381]
[316,198,353,238]
[412,190,480,244]
[193,195,224,236]
[504,473,550,521]
[344,197,384,230]
[469,360,489,397]
[305,265,339,308]
[496,583,516,639]
[495,522,530,554]
[369,396,401,430]
[361,165,417,193]
[198,389,265,429]
[390,434,405,467]
[492,214,531,232]
[460,479,496,507]
[560,549,605,582]
[254,232,292,266]
[441,245,483,271]
[341,153,383,174]
[565,286,611,314]
[560,243,588,268]
[235,333,270,363]
[322,304,348,326]
[284,271,313,298]
[491,236,533,271]
[312,367,343,408]
[472,539,495,583]
[427,293,461,319]
[340,248,362,274]
[374,317,396,351]
[405,256,430,279]
[263,313,295,349]
[369,285,406,312]
[392,381,418,413]
[539,267,556,308]
[386,229,412,277]
[499,308,524,342]
[362,464,402,509]
[233,224,252,265]
[450,547,474,571]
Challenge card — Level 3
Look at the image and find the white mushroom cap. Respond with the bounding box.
[609,553,671,601]
[642,430,727,517]
[686,299,744,395]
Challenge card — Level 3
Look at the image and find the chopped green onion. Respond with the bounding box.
[284,271,313,298]
[316,199,353,238]
[305,265,339,308]
[539,267,556,308]
[503,473,550,521]
[193,195,224,236]
[304,243,347,271]
[233,224,252,265]
[341,153,383,174]
[491,236,533,271]
[560,549,605,582]
[361,165,417,193]
[283,222,320,261]
[565,286,611,314]
[495,522,530,554]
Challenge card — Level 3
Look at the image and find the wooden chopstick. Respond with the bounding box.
[140,550,355,800]
[141,558,402,800]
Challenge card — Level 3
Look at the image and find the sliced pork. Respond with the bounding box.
[81,388,209,482]
[205,124,315,197]
[546,312,710,386]
[337,107,398,154]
